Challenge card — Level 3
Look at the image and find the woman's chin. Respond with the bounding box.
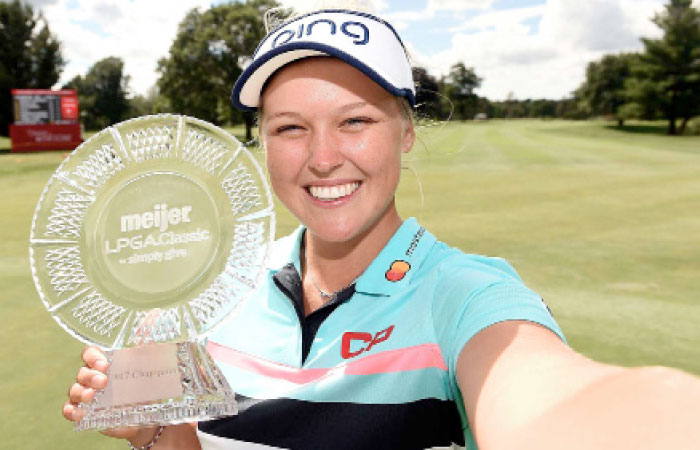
[305,220,361,244]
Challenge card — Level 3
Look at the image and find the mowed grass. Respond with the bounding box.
[1,119,699,449]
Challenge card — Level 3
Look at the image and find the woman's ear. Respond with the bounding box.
[401,119,416,154]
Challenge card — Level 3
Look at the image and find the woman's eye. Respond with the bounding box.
[275,124,303,134]
[342,117,374,128]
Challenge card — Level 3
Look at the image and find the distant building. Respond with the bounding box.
[474,112,488,121]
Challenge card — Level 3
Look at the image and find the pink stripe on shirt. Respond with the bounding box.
[207,341,447,385]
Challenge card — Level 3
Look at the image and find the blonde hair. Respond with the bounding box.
[264,1,381,32]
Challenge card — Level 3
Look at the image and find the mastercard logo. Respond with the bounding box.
[385,260,411,282]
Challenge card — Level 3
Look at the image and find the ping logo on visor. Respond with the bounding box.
[231,9,416,111]
[271,19,370,47]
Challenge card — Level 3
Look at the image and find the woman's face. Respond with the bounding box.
[260,57,415,244]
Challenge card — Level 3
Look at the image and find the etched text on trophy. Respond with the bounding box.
[119,203,192,233]
[92,171,221,297]
[96,343,183,408]
[103,201,213,269]
[112,367,179,381]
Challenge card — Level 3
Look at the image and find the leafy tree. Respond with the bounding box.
[626,0,700,134]
[0,0,64,135]
[128,94,154,119]
[412,66,443,119]
[575,53,638,126]
[157,0,277,141]
[441,62,482,120]
[127,85,163,119]
[555,98,588,120]
[64,57,130,130]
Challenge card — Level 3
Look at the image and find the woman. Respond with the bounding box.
[64,7,700,450]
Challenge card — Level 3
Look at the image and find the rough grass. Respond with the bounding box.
[0,119,698,449]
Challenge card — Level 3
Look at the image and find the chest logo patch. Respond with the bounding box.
[385,260,410,282]
[341,325,395,359]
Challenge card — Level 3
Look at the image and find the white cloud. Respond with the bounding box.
[278,0,388,14]
[427,0,494,11]
[26,0,58,7]
[412,0,667,100]
[35,0,210,95]
[447,4,546,33]
[539,0,655,52]
[383,0,495,28]
[28,0,674,100]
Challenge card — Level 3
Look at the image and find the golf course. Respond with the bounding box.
[1,118,698,449]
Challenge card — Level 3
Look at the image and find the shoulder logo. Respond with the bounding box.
[385,260,410,282]
[341,325,395,359]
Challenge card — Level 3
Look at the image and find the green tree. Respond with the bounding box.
[126,85,164,119]
[0,0,64,135]
[412,66,443,119]
[626,0,700,134]
[441,62,482,120]
[157,0,277,141]
[64,57,130,130]
[575,53,638,126]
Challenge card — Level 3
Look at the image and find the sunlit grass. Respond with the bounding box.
[1,119,698,449]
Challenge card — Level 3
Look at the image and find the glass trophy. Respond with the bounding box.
[29,115,274,431]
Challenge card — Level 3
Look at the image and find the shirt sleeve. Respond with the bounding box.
[432,265,566,376]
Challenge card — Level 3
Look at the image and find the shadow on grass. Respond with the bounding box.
[604,123,670,135]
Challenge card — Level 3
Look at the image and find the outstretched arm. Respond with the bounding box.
[457,321,700,449]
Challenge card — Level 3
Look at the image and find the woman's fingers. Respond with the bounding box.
[62,400,85,421]
[69,381,96,404]
[68,382,83,403]
[76,366,108,389]
[82,346,110,373]
[64,347,111,425]
[62,401,75,420]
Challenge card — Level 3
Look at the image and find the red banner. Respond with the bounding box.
[9,123,82,152]
[61,96,79,120]
[10,88,82,152]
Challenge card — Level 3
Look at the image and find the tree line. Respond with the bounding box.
[574,0,700,134]
[414,0,700,134]
[1,0,698,137]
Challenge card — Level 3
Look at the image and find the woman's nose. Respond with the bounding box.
[307,129,343,174]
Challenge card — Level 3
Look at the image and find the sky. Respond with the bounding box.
[25,0,694,100]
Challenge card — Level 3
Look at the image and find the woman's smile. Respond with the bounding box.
[306,181,362,203]
[260,57,414,244]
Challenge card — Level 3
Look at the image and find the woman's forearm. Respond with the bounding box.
[507,366,700,449]
[127,423,200,450]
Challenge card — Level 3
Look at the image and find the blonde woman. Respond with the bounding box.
[64,5,700,450]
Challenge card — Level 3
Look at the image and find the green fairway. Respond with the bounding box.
[1,119,698,449]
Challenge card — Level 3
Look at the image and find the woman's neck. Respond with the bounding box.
[302,205,403,296]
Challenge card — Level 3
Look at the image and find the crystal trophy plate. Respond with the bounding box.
[29,115,274,430]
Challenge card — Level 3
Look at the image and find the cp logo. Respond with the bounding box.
[341,325,395,359]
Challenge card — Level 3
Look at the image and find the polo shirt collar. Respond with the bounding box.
[266,218,437,296]
[267,224,305,275]
[354,217,436,296]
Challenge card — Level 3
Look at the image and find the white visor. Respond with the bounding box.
[231,9,416,111]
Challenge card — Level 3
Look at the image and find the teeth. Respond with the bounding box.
[309,182,359,201]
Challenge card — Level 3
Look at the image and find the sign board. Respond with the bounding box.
[9,89,82,152]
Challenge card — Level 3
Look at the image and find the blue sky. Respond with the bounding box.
[30,0,676,100]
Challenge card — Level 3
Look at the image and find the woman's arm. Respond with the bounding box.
[63,346,201,449]
[457,321,700,449]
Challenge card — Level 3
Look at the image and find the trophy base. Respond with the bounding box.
[76,341,237,431]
